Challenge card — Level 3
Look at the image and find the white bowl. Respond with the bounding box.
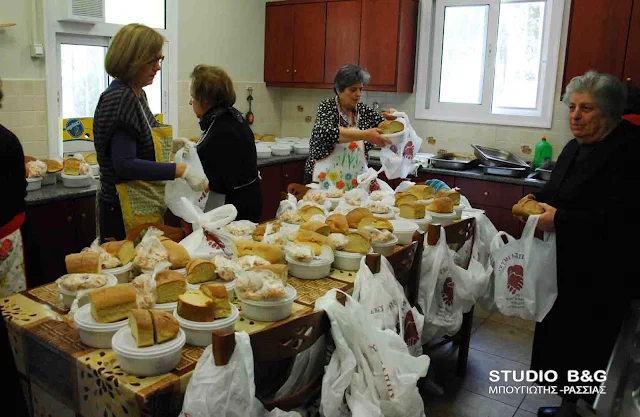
[332,250,367,271]
[187,279,236,301]
[57,273,118,309]
[238,285,296,322]
[420,198,435,205]
[111,327,185,376]
[293,144,310,155]
[271,144,292,156]
[371,236,399,256]
[367,208,396,219]
[61,173,93,188]
[382,130,405,145]
[286,247,334,280]
[26,177,42,191]
[174,304,239,346]
[153,301,177,312]
[426,210,456,226]
[257,149,272,159]
[276,137,299,144]
[73,303,128,348]
[104,262,133,284]
[388,219,420,245]
[398,214,433,232]
[453,204,465,220]
[42,173,57,186]
[89,165,100,177]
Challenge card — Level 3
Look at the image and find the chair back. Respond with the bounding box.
[427,217,476,269]
[286,183,311,201]
[125,223,186,245]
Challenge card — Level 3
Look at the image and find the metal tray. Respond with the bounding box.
[480,164,530,178]
[535,168,552,181]
[472,144,530,169]
[430,153,480,170]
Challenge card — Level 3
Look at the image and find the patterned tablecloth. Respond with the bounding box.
[1,267,360,417]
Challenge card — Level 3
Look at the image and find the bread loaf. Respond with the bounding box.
[159,237,190,269]
[512,194,545,218]
[406,185,435,200]
[295,229,330,246]
[358,216,394,231]
[346,208,373,229]
[252,221,281,242]
[254,133,263,141]
[149,310,180,344]
[300,221,330,236]
[84,152,98,165]
[435,189,461,205]
[66,252,101,274]
[177,290,214,322]
[326,214,349,234]
[89,284,137,323]
[155,270,187,304]
[261,134,276,142]
[100,240,135,265]
[298,205,325,222]
[395,192,418,207]
[378,120,404,134]
[41,159,63,173]
[128,309,154,347]
[426,197,454,213]
[200,283,232,319]
[185,259,217,284]
[251,264,288,285]
[63,157,82,175]
[343,230,371,254]
[399,202,426,219]
[236,240,283,264]
[294,240,323,256]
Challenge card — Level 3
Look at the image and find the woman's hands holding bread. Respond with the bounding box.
[536,204,556,232]
[362,128,391,147]
[382,108,398,120]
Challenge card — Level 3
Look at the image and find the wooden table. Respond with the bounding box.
[1,268,359,417]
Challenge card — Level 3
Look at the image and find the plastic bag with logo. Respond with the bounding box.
[352,257,424,357]
[356,167,394,194]
[180,332,301,417]
[379,113,423,180]
[165,140,209,211]
[490,215,557,321]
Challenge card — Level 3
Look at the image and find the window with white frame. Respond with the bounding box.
[44,0,178,157]
[415,0,565,128]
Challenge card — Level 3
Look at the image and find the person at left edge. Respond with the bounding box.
[93,24,207,242]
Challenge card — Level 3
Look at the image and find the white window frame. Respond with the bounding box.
[415,0,564,128]
[44,0,179,157]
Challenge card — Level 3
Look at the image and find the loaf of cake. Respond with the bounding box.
[399,202,426,219]
[395,192,418,207]
[378,120,404,134]
[512,194,545,218]
[406,185,435,200]
[177,290,215,322]
[250,264,288,285]
[252,221,281,242]
[200,283,232,319]
[346,208,373,229]
[343,230,371,254]
[426,197,454,213]
[63,157,82,175]
[236,240,283,264]
[155,270,187,304]
[89,284,137,323]
[66,252,101,274]
[129,309,154,347]
[300,221,330,236]
[358,216,394,231]
[186,259,217,284]
[326,214,349,234]
[298,205,325,222]
[149,310,180,344]
[100,240,135,265]
[435,189,461,205]
[159,237,190,269]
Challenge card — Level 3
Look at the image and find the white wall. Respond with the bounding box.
[0,0,44,78]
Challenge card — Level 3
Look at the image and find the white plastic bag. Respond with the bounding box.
[180,332,300,417]
[352,257,424,357]
[277,194,299,219]
[343,188,369,207]
[490,215,557,321]
[356,167,394,194]
[133,227,169,270]
[394,181,415,193]
[315,289,429,417]
[175,202,238,259]
[379,113,423,180]
[166,141,209,211]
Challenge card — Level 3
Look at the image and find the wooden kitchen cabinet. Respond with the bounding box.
[409,171,457,188]
[325,0,362,83]
[264,5,294,83]
[623,0,640,85]
[474,204,522,239]
[281,160,306,186]
[259,165,284,222]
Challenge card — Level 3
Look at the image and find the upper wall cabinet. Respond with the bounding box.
[563,0,640,89]
[264,0,418,92]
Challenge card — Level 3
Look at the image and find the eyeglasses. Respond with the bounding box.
[147,56,164,66]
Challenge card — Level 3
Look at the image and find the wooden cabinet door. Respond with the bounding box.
[259,165,283,222]
[292,3,327,83]
[360,0,400,86]
[74,196,97,251]
[325,0,362,83]
[265,5,294,83]
[281,160,306,190]
[623,0,640,86]
[455,177,523,209]
[410,172,457,189]
[475,204,522,239]
[563,0,633,88]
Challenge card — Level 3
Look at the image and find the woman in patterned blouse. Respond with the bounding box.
[304,64,396,184]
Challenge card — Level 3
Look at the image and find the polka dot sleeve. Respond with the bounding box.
[306,98,341,175]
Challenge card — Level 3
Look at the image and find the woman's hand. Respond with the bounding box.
[537,203,557,232]
[382,108,398,120]
[362,128,392,147]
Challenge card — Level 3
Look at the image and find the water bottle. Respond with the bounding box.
[533,137,552,169]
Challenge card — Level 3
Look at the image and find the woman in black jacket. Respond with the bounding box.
[188,65,262,221]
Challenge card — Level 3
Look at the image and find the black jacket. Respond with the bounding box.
[0,124,26,228]
[531,120,640,400]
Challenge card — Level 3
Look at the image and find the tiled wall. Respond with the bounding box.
[177,80,282,139]
[279,89,574,162]
[0,79,49,158]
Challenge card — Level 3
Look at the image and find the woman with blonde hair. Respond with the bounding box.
[94,24,206,241]
[189,65,262,221]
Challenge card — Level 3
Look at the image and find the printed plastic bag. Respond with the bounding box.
[165,141,209,211]
[490,215,557,321]
[180,332,300,417]
[352,257,424,356]
[379,113,423,180]
[357,167,394,194]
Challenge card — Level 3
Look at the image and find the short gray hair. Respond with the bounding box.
[562,71,627,120]
[333,64,370,95]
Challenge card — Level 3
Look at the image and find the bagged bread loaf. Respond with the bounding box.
[512,194,545,218]
[66,252,102,274]
[236,240,283,264]
[159,237,190,269]
[101,240,135,265]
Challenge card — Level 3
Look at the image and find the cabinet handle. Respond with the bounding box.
[294,69,297,73]
[627,77,633,83]
[67,216,73,222]
[286,69,290,73]
[81,213,86,219]
[483,191,489,196]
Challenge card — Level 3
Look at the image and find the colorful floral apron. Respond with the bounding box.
[0,214,26,297]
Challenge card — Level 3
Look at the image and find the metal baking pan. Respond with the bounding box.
[535,168,552,181]
[480,164,530,178]
[472,144,530,169]
[430,153,480,170]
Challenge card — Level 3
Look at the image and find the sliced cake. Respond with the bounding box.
[177,290,214,322]
[186,259,217,284]
[155,270,187,304]
[149,310,180,344]
[128,309,154,347]
[200,283,232,319]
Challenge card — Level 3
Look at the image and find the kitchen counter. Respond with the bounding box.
[26,179,98,206]
[257,153,307,167]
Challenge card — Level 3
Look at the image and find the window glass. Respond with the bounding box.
[105,0,165,29]
[60,44,108,118]
[143,70,162,115]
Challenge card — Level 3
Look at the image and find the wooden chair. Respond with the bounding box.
[211,310,330,411]
[424,217,476,377]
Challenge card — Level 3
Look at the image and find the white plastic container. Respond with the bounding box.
[111,327,186,376]
[58,274,118,309]
[293,143,310,155]
[187,279,236,300]
[286,247,334,280]
[89,165,100,177]
[175,267,187,277]
[371,235,399,256]
[61,173,93,188]
[42,173,57,186]
[332,250,366,271]
[74,303,128,348]
[382,130,405,146]
[271,144,292,156]
[153,301,177,312]
[420,198,434,206]
[104,262,133,284]
[427,210,456,226]
[453,204,465,220]
[367,208,396,219]
[174,304,239,346]
[398,214,433,232]
[277,137,299,145]
[389,219,420,245]
[256,148,272,159]
[238,285,296,322]
[26,177,42,191]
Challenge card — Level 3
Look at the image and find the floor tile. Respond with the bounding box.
[461,349,531,407]
[470,320,534,365]
[424,388,518,417]
[472,316,487,334]
[487,314,536,332]
[514,410,536,417]
[474,304,493,320]
[519,385,562,413]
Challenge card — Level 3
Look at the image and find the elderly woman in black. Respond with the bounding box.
[529,71,640,417]
[304,64,395,188]
[189,65,262,221]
